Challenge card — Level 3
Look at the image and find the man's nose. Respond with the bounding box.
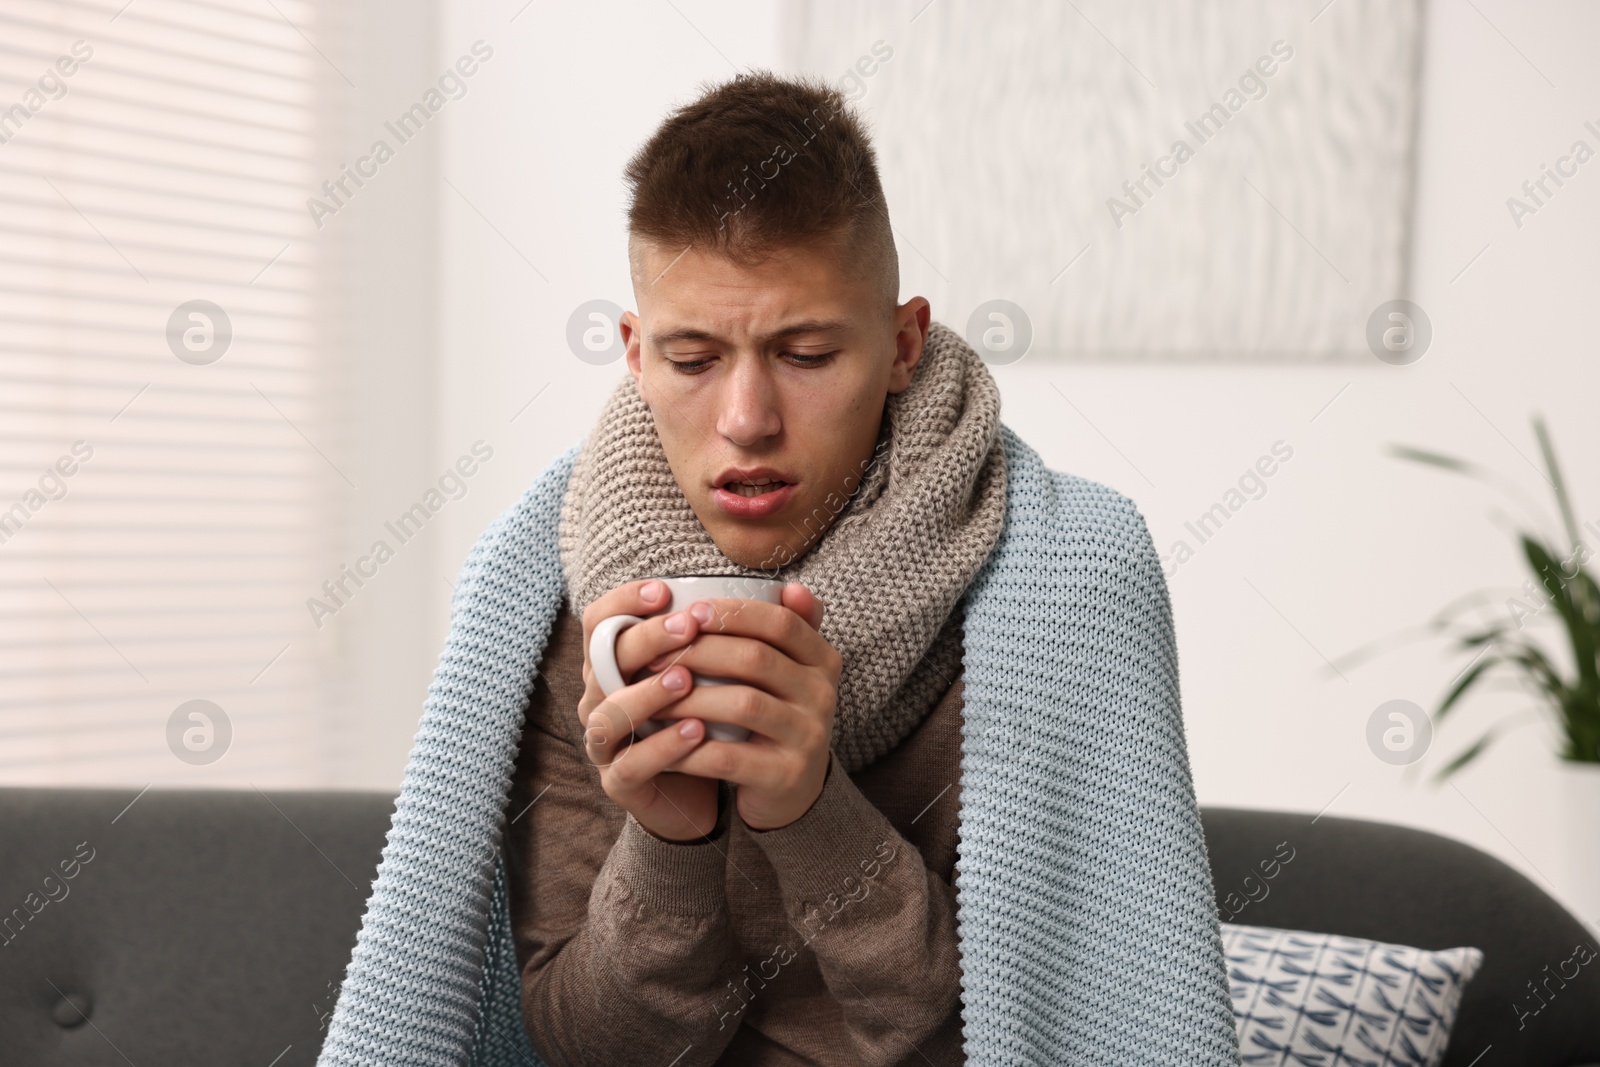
[715,358,782,446]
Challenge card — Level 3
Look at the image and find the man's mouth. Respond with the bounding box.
[722,478,790,498]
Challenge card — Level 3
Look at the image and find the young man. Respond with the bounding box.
[504,71,999,1065]
[314,70,1237,1067]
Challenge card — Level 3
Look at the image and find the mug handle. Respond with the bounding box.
[587,613,644,697]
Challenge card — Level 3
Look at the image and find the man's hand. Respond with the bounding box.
[647,583,841,831]
[579,579,721,842]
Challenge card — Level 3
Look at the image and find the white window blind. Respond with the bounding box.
[0,0,347,784]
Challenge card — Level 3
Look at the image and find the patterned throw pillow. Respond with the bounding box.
[1222,922,1484,1067]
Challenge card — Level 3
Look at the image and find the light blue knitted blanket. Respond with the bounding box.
[315,423,1241,1067]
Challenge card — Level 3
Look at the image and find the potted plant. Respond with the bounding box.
[1339,415,1598,923]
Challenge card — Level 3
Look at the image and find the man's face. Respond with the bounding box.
[621,235,928,571]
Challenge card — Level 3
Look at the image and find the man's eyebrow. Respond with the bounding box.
[648,319,850,347]
[648,326,719,347]
[767,318,850,341]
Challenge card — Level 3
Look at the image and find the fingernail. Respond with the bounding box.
[678,718,701,738]
[643,580,665,602]
[664,612,688,635]
[689,601,714,624]
[662,667,687,690]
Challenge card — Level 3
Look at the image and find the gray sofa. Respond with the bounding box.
[1,787,1595,1066]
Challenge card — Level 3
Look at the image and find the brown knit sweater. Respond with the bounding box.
[504,599,967,1067]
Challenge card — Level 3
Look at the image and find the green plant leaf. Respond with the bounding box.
[1326,587,1530,677]
[1384,418,1600,771]
[1455,626,1512,650]
[1430,727,1501,783]
[1533,416,1581,551]
[1522,536,1598,690]
[1503,640,1564,695]
[1435,655,1501,722]
[1387,444,1480,475]
[1387,441,1557,537]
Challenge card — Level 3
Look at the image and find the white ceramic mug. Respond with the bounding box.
[587,574,786,742]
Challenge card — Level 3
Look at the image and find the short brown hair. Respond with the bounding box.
[623,69,898,321]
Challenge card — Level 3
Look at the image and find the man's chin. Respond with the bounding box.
[700,521,803,573]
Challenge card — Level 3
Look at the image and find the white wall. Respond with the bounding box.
[307,0,444,789]
[423,0,1600,927]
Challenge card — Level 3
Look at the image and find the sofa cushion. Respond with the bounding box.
[1224,921,1483,1065]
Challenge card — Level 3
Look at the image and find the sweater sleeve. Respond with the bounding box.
[505,631,746,1067]
[743,750,964,1067]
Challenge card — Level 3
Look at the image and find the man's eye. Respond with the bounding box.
[667,351,835,372]
[785,350,837,367]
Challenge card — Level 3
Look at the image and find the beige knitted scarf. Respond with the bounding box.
[556,320,1007,773]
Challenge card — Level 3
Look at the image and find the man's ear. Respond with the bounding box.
[621,309,648,404]
[887,297,931,394]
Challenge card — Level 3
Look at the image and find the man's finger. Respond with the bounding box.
[782,581,824,630]
[662,735,785,787]
[669,679,807,747]
[605,714,711,790]
[581,578,670,643]
[644,634,812,713]
[687,595,834,670]
[614,606,704,680]
[582,665,694,769]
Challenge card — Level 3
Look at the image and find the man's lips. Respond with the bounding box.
[709,476,797,518]
[712,465,796,487]
[708,466,798,518]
